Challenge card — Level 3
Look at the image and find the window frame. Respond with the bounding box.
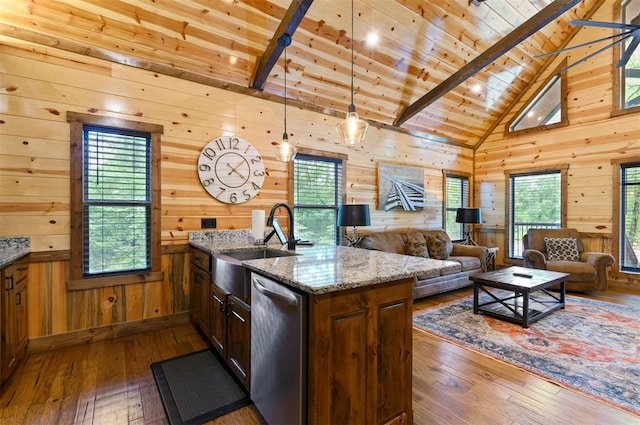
[613,0,640,117]
[288,148,347,245]
[442,171,471,242]
[504,165,568,263]
[612,157,640,276]
[505,60,569,136]
[67,112,163,290]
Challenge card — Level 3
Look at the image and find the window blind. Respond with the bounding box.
[445,175,469,240]
[83,126,152,276]
[293,154,343,245]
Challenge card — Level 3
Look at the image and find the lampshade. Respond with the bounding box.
[338,204,371,227]
[455,208,482,224]
[273,133,297,162]
[337,108,369,145]
[337,0,368,145]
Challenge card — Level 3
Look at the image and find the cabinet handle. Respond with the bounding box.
[16,292,21,305]
[5,276,13,291]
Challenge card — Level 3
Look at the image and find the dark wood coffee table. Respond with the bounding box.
[471,266,569,328]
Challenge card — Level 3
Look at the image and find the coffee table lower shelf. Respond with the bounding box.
[474,288,564,327]
[472,267,568,328]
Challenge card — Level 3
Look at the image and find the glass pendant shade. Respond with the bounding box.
[338,0,368,145]
[274,133,297,162]
[337,106,369,145]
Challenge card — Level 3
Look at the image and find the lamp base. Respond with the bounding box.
[461,226,478,246]
[345,227,361,247]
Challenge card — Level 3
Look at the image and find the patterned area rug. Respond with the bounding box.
[413,294,640,416]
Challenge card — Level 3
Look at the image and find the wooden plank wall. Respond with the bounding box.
[0,38,472,339]
[475,3,640,289]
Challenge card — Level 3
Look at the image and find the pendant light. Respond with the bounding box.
[274,34,297,162]
[336,0,368,145]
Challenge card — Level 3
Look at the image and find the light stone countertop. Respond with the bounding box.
[0,237,31,268]
[189,230,460,295]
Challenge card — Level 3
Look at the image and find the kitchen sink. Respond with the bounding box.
[219,248,297,261]
[213,249,297,301]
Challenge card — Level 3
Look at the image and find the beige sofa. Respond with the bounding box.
[357,229,488,299]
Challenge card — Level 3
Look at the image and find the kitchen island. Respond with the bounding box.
[190,231,457,425]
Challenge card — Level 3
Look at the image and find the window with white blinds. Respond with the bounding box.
[509,171,562,258]
[83,126,151,276]
[293,154,344,245]
[444,174,469,241]
[620,163,640,272]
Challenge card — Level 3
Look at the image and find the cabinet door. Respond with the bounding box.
[209,284,227,357]
[14,278,27,360]
[2,263,17,382]
[190,266,210,333]
[226,295,250,391]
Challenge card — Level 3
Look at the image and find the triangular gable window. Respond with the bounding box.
[507,61,568,134]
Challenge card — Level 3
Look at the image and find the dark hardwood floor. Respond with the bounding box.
[1,287,638,424]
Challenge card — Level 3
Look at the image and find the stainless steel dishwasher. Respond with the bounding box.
[250,272,307,425]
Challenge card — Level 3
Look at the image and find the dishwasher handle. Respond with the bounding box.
[253,278,298,307]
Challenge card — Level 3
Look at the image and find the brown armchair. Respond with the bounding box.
[522,228,615,292]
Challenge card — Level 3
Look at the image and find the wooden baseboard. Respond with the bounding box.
[27,312,191,354]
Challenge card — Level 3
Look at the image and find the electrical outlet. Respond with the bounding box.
[201,218,217,229]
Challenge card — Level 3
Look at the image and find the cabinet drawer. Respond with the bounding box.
[4,256,28,290]
[190,248,211,272]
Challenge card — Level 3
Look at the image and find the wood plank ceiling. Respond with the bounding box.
[0,0,606,148]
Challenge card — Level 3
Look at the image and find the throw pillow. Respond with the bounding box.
[426,234,449,260]
[544,237,580,261]
[404,236,429,258]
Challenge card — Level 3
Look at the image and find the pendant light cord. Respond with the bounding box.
[350,0,354,107]
[284,46,287,135]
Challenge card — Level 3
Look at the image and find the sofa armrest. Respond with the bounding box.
[522,249,546,269]
[581,252,615,290]
[451,244,487,264]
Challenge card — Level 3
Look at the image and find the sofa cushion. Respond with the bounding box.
[448,255,481,272]
[425,231,450,259]
[439,261,462,275]
[403,234,429,258]
[544,237,580,261]
[546,261,596,282]
[359,232,405,254]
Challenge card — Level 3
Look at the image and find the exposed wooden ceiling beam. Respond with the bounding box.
[394,0,582,127]
[249,0,314,90]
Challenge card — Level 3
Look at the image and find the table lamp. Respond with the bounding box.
[456,208,481,245]
[337,204,370,246]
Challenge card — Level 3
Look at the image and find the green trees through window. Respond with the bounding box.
[83,127,152,276]
[620,163,640,272]
[508,169,565,258]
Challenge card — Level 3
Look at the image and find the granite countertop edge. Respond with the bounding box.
[0,237,31,268]
[189,239,454,295]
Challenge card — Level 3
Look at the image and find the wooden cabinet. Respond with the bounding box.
[189,248,211,335]
[226,295,250,390]
[209,283,227,355]
[209,287,251,391]
[307,278,413,425]
[1,255,29,384]
[189,246,251,392]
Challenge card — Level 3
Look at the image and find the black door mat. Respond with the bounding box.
[151,349,250,425]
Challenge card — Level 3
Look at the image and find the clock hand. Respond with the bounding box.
[227,161,246,177]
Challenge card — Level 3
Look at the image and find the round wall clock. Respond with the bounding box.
[197,136,265,204]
